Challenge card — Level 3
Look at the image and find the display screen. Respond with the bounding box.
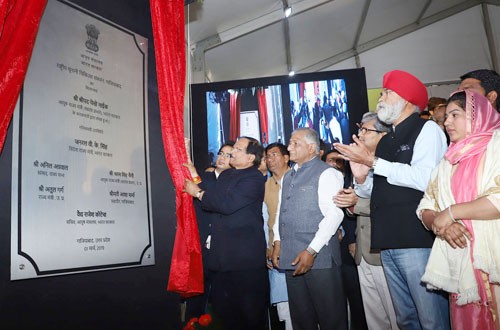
[191,68,368,169]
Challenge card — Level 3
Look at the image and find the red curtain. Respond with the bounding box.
[229,91,241,141]
[150,0,203,297]
[256,89,268,144]
[313,81,319,96]
[0,0,47,154]
[299,82,305,99]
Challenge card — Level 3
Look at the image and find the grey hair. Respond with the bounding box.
[293,127,320,153]
[361,112,391,133]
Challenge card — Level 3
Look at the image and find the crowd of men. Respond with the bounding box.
[183,68,500,330]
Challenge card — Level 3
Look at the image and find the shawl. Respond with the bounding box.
[418,90,500,305]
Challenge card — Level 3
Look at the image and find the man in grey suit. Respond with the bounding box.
[272,127,347,330]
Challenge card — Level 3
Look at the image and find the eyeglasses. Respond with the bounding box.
[358,127,383,135]
[217,151,231,159]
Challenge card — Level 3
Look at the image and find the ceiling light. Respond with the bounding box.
[284,7,292,18]
[288,70,295,77]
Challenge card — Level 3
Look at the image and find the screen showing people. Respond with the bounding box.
[204,79,351,166]
[289,79,350,147]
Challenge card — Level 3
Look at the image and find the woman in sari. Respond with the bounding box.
[417,89,500,329]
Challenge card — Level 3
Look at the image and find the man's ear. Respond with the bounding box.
[248,154,256,164]
[308,143,317,155]
[486,90,498,108]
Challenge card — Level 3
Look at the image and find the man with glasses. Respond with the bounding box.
[335,70,448,329]
[341,112,399,330]
[183,141,234,321]
[184,136,268,330]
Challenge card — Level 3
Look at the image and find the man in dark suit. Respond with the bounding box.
[184,142,234,321]
[184,137,268,330]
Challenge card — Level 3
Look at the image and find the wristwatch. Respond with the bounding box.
[306,246,317,258]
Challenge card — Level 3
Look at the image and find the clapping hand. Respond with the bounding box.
[334,135,374,167]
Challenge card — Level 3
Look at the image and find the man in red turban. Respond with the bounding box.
[335,70,450,329]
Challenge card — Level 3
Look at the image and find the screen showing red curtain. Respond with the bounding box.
[229,91,241,141]
[256,88,268,145]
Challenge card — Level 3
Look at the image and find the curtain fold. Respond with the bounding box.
[150,0,203,297]
[0,0,47,154]
[256,89,268,145]
[229,91,240,141]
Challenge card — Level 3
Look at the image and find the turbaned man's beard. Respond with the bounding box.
[377,100,405,125]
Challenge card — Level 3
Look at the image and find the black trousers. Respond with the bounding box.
[286,266,347,330]
[210,268,269,330]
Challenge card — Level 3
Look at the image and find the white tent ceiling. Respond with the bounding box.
[185,0,500,90]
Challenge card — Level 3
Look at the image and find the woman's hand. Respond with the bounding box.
[439,222,472,249]
[431,207,473,249]
[431,208,454,235]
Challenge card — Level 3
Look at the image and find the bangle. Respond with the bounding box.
[448,206,457,222]
[306,246,317,258]
[192,175,202,184]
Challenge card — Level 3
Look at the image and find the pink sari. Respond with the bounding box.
[445,90,500,329]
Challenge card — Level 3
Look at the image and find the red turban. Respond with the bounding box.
[383,70,428,112]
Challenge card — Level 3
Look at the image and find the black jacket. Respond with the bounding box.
[200,166,266,271]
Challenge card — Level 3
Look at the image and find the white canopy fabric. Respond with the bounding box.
[186,0,500,90]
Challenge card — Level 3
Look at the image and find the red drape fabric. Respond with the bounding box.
[0,0,47,154]
[299,82,305,99]
[229,91,240,141]
[313,81,319,95]
[256,89,268,144]
[150,0,203,297]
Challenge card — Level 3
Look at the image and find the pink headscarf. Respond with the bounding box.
[446,90,500,201]
[445,89,500,329]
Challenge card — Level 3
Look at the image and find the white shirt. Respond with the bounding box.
[273,160,344,253]
[370,120,447,192]
[354,170,373,198]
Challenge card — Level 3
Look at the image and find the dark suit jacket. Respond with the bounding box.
[193,171,218,266]
[200,166,266,272]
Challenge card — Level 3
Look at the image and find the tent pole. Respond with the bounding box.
[481,3,499,72]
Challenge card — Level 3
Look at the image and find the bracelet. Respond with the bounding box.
[306,246,317,258]
[448,206,457,222]
[371,157,378,169]
[192,175,202,184]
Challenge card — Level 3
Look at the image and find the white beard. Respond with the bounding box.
[377,100,404,125]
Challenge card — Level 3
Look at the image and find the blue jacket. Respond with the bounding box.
[200,166,266,271]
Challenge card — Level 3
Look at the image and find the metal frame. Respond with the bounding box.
[188,0,500,79]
